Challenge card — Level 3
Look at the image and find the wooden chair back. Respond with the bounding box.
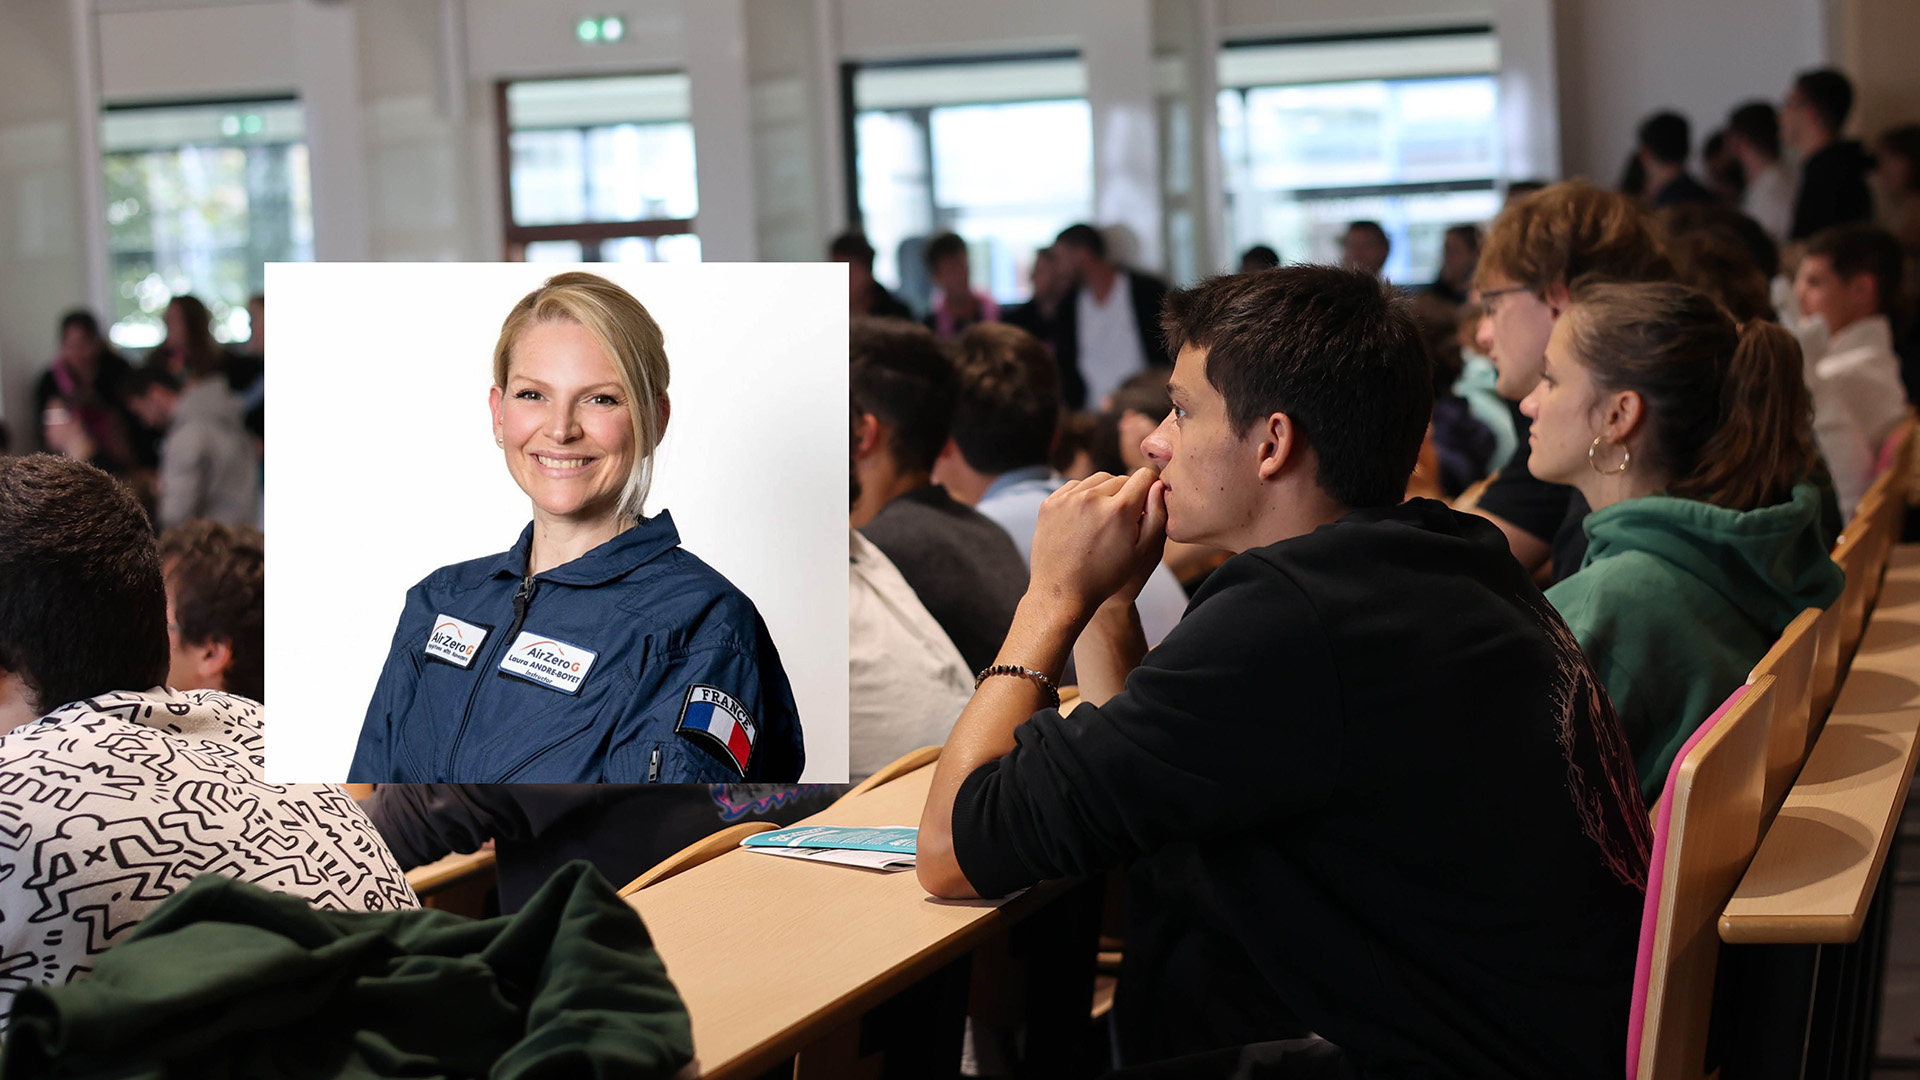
[618,821,780,896]
[1832,530,1875,669]
[835,744,942,807]
[406,849,499,918]
[1630,675,1776,1080]
[1746,608,1821,824]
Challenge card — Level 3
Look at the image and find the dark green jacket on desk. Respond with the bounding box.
[1,861,692,1080]
[1546,482,1844,802]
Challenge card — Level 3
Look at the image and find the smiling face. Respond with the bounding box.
[490,320,639,528]
[1475,276,1560,401]
[1517,316,1603,489]
[1140,344,1265,550]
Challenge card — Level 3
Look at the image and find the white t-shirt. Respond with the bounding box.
[1802,314,1909,517]
[1741,162,1795,246]
[849,530,974,783]
[0,688,418,1026]
[1077,272,1149,410]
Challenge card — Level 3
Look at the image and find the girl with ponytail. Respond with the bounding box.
[1520,281,1844,801]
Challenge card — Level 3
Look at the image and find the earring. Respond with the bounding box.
[495,434,504,446]
[1588,434,1630,475]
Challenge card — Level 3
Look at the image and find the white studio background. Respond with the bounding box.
[265,262,850,782]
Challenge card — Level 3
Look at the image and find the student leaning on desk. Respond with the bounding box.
[917,265,1654,1079]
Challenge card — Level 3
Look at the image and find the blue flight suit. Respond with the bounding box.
[349,511,804,783]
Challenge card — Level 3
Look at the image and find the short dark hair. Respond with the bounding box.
[159,520,264,702]
[828,231,877,266]
[1806,223,1905,317]
[124,368,181,399]
[950,323,1061,475]
[1444,223,1481,254]
[1879,125,1920,194]
[1346,220,1389,250]
[1728,101,1781,159]
[924,232,968,271]
[1638,111,1691,165]
[1793,68,1854,134]
[850,318,957,474]
[1054,223,1107,260]
[59,310,100,340]
[0,455,168,712]
[1109,368,1173,421]
[1239,245,1281,271]
[1160,266,1432,508]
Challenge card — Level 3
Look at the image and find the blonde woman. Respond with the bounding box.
[349,272,804,783]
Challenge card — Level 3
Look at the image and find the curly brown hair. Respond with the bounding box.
[159,520,264,702]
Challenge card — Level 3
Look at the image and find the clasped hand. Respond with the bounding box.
[1028,467,1168,619]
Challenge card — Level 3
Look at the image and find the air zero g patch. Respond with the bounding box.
[497,631,597,694]
[675,685,758,778]
[425,614,490,669]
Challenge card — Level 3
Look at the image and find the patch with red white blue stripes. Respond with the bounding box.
[674,685,758,778]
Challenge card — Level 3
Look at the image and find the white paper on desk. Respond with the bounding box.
[748,846,916,872]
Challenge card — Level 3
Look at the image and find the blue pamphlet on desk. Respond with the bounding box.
[742,825,918,854]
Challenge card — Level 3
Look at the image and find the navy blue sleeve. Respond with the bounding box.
[950,556,1343,898]
[347,589,429,782]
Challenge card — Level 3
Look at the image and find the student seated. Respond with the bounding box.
[1470,181,1672,581]
[917,267,1652,1077]
[0,455,415,1025]
[1526,282,1843,801]
[1793,223,1909,516]
[157,519,264,701]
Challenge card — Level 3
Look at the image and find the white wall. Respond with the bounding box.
[0,1,87,447]
[1552,0,1826,183]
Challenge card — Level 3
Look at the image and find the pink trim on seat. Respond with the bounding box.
[1875,427,1904,477]
[1624,683,1750,1080]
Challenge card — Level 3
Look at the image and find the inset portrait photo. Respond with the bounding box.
[267,262,848,783]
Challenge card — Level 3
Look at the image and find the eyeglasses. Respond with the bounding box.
[1478,285,1535,315]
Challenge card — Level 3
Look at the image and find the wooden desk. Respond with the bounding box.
[627,765,1091,1079]
[1720,546,1920,944]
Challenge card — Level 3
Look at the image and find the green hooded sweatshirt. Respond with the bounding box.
[1545,482,1843,803]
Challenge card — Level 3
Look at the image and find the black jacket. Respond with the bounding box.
[1051,268,1172,410]
[1791,140,1875,240]
[951,500,1651,1078]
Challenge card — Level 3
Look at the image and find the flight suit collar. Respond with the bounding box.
[487,510,683,585]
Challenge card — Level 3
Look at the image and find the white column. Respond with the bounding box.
[296,0,372,261]
[684,0,758,261]
[1085,0,1163,272]
[812,0,847,240]
[69,0,109,317]
[1492,0,1561,183]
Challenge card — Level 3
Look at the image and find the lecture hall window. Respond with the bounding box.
[101,98,313,349]
[1219,28,1503,286]
[849,53,1093,311]
[500,73,700,262]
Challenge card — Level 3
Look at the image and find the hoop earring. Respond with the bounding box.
[1588,435,1629,476]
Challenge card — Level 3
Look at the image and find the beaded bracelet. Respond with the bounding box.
[974,664,1061,709]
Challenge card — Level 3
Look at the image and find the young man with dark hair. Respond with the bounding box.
[934,322,1190,648]
[1049,222,1171,410]
[917,266,1651,1077]
[829,230,913,320]
[1796,223,1910,514]
[157,519,265,702]
[1784,68,1874,240]
[0,455,414,1025]
[921,231,998,339]
[850,318,1029,672]
[124,358,260,530]
[1728,101,1792,242]
[1636,110,1714,207]
[1340,219,1391,278]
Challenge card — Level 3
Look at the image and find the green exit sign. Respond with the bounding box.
[575,15,625,44]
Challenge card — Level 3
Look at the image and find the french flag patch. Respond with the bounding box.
[675,685,758,778]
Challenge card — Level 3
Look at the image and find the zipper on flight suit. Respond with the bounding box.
[446,571,537,773]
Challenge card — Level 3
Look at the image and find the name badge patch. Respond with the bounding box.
[498,631,597,694]
[675,685,758,778]
[424,614,489,669]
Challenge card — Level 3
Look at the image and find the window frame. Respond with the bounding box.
[493,74,698,262]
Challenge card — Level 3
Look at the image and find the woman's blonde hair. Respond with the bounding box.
[493,271,670,518]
